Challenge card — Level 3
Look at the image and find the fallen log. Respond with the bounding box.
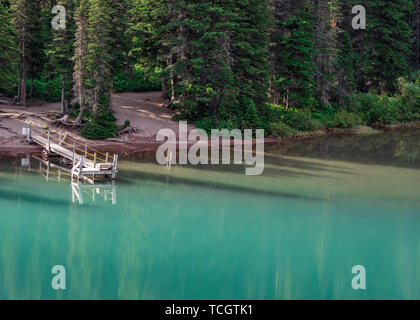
[119,127,138,135]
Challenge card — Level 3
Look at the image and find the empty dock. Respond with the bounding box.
[24,123,118,182]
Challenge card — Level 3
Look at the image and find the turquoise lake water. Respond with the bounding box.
[0,130,419,300]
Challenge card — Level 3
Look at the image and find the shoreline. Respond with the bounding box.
[1,122,419,157]
[1,91,419,158]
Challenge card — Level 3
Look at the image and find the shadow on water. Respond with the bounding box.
[0,188,70,207]
[3,129,420,206]
[118,168,328,202]
[123,147,357,179]
[267,129,420,169]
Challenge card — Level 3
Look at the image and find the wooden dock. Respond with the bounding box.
[24,124,118,182]
[26,155,117,205]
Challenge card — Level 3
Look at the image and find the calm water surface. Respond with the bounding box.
[0,130,419,300]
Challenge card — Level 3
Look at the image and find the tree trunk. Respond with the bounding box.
[61,75,66,114]
[17,84,21,103]
[29,78,33,99]
[74,103,85,125]
[74,81,85,125]
[416,0,419,69]
[170,58,175,103]
[20,63,27,106]
[161,81,169,100]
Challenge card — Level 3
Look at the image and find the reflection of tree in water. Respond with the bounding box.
[266,130,420,169]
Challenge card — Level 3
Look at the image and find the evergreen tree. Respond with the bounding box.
[128,0,163,91]
[312,0,342,106]
[108,0,132,79]
[85,0,113,113]
[271,1,317,109]
[410,0,419,69]
[230,0,271,127]
[0,1,18,93]
[132,0,271,130]
[80,0,117,138]
[26,0,49,99]
[10,0,29,105]
[47,0,75,113]
[73,0,89,124]
[336,30,357,105]
[348,0,414,93]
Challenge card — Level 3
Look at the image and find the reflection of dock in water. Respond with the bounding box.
[23,124,118,181]
[22,155,117,205]
[71,182,117,205]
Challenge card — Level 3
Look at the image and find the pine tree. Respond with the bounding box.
[47,0,75,113]
[73,0,89,124]
[108,0,132,80]
[73,0,118,137]
[348,0,414,93]
[10,0,29,105]
[410,0,419,69]
[26,0,49,99]
[0,1,18,93]
[312,0,342,106]
[271,1,317,109]
[85,0,113,113]
[230,0,271,127]
[132,0,271,130]
[128,0,164,91]
[336,30,357,105]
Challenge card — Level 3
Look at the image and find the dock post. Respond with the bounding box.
[85,144,88,158]
[111,154,118,180]
[168,151,173,169]
[72,144,76,166]
[112,190,116,205]
[46,160,50,181]
[93,153,97,181]
[25,123,32,142]
[47,131,51,152]
[106,152,109,163]
[79,156,85,181]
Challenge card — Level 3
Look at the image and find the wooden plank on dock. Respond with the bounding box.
[29,128,118,181]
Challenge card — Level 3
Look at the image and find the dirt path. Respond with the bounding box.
[0,91,195,155]
[112,91,181,137]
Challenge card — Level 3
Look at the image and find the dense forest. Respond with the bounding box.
[0,0,419,139]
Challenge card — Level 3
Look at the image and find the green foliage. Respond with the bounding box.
[279,108,323,132]
[30,76,63,102]
[0,2,18,93]
[113,68,161,92]
[269,122,299,138]
[272,4,317,109]
[332,111,363,129]
[81,105,118,139]
[263,75,419,135]
[349,76,420,126]
[350,0,414,93]
[134,0,271,131]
